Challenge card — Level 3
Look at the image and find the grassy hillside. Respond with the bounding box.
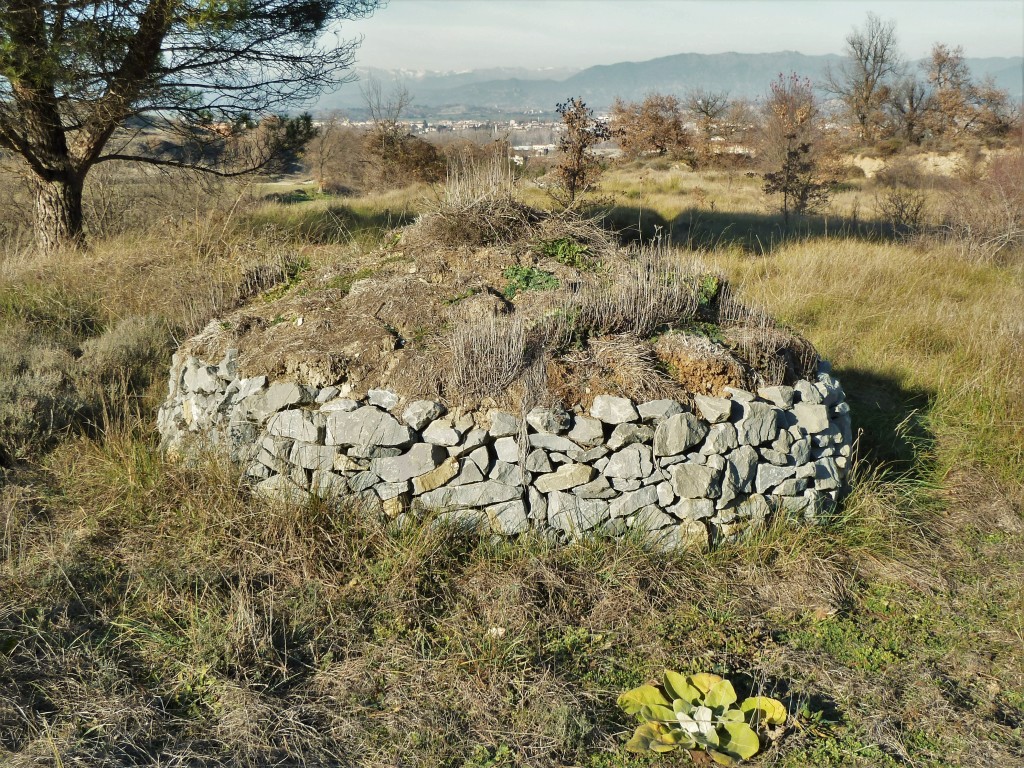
[0,157,1022,767]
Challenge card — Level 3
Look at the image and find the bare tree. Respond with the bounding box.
[684,88,731,164]
[360,77,442,188]
[826,12,904,142]
[886,76,932,144]
[609,94,688,159]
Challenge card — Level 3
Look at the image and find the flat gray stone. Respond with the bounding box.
[490,460,522,486]
[251,381,313,421]
[402,400,446,430]
[723,386,756,402]
[348,470,380,493]
[326,407,413,448]
[450,459,485,486]
[467,445,492,474]
[760,448,790,466]
[370,443,447,484]
[548,492,608,535]
[527,486,548,522]
[183,360,222,394]
[795,380,823,404]
[817,374,844,406]
[528,433,580,453]
[793,403,830,434]
[526,405,571,434]
[631,505,675,531]
[290,442,337,471]
[234,376,267,402]
[772,430,793,454]
[700,422,738,455]
[422,419,461,446]
[667,498,715,520]
[311,470,347,497]
[367,388,400,410]
[604,444,654,479]
[572,475,617,499]
[654,413,709,457]
[758,385,795,408]
[791,437,812,465]
[735,401,781,446]
[671,463,720,499]
[576,446,609,463]
[813,457,842,490]
[590,395,639,424]
[216,349,239,380]
[638,399,684,423]
[567,415,605,447]
[535,463,596,493]
[607,423,654,451]
[609,485,659,518]
[488,411,521,438]
[524,449,553,473]
[315,386,340,404]
[773,478,808,496]
[347,444,402,459]
[693,394,732,424]
[717,445,759,508]
[375,481,409,501]
[755,463,798,493]
[611,477,642,491]
[494,436,520,463]
[267,409,321,443]
[656,481,675,507]
[418,480,522,509]
[487,500,529,534]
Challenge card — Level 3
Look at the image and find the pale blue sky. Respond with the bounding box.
[339,0,1024,71]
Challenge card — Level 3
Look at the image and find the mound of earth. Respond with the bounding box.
[181,211,819,411]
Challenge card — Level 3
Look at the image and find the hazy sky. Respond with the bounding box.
[338,0,1024,71]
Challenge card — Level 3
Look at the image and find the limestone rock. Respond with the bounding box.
[488,411,521,438]
[631,506,675,531]
[367,388,400,410]
[402,400,446,430]
[535,463,596,493]
[670,463,720,499]
[572,475,617,499]
[311,470,347,497]
[757,385,795,408]
[590,395,639,424]
[755,463,797,493]
[607,423,654,451]
[793,403,830,434]
[610,485,659,518]
[693,394,732,424]
[638,399,684,423]
[290,442,337,471]
[449,459,485,486]
[567,415,605,447]
[371,443,447,484]
[604,444,654,479]
[700,422,738,455]
[319,398,360,412]
[267,410,321,443]
[653,413,709,457]
[251,381,313,421]
[524,449,553,474]
[422,419,461,446]
[326,407,413,448]
[723,386,755,402]
[734,401,781,446]
[526,405,571,434]
[653,519,709,551]
[494,436,520,463]
[548,492,608,535]
[254,474,311,503]
[491,461,523,486]
[418,480,522,509]
[487,500,530,535]
[667,498,715,520]
[528,433,580,453]
[795,380,823,404]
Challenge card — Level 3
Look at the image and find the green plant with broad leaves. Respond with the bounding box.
[618,671,787,765]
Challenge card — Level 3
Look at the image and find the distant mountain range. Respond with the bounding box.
[318,51,1024,119]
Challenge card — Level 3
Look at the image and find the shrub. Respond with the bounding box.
[938,153,1024,262]
[875,187,928,236]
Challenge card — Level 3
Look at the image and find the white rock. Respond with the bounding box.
[371,443,447,484]
[367,388,400,410]
[326,407,413,448]
[700,422,738,455]
[267,409,321,442]
[693,394,732,424]
[653,413,709,457]
[757,385,795,408]
[488,411,521,438]
[609,486,659,518]
[422,419,461,446]
[535,463,596,493]
[402,400,446,430]
[638,399,684,423]
[590,395,639,424]
[607,423,654,451]
[567,415,605,447]
[671,463,720,499]
[494,436,520,463]
[526,405,571,434]
[793,403,830,434]
[734,401,781,446]
[603,444,654,479]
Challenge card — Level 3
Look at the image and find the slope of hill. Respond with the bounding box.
[320,51,1024,118]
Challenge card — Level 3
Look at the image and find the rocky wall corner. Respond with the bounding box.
[157,350,853,550]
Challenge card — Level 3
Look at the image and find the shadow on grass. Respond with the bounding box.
[837,366,935,477]
[596,205,899,252]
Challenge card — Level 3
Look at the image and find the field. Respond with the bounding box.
[0,151,1022,768]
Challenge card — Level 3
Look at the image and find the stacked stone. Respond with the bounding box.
[158,350,852,549]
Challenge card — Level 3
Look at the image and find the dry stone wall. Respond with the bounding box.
[158,349,852,549]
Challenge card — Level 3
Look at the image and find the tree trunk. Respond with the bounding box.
[32,172,86,253]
